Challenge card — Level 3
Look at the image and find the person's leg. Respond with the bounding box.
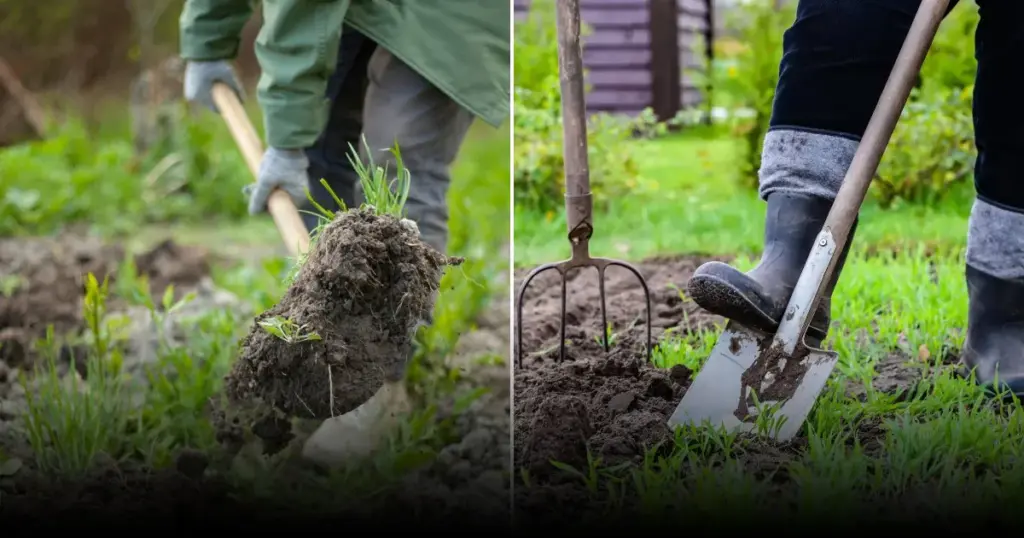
[687,0,955,344]
[301,28,377,232]
[962,0,1024,395]
[359,48,476,255]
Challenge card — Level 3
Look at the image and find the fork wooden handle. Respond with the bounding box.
[211,83,311,257]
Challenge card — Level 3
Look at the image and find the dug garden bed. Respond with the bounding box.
[512,253,973,529]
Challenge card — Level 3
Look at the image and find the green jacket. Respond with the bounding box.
[180,0,509,149]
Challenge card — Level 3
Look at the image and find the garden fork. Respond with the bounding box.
[514,0,652,369]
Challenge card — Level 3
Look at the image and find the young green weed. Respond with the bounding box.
[258,315,322,344]
[0,275,24,298]
[20,275,130,477]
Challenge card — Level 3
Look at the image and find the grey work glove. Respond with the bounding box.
[245,147,310,215]
[183,60,245,113]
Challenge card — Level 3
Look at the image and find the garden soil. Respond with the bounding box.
[0,229,511,529]
[512,255,946,524]
[0,235,209,369]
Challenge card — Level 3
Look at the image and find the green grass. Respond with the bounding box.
[514,130,974,266]
[1,99,510,506]
[513,127,1021,516]
[0,112,254,237]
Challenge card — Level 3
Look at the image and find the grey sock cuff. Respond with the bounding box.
[758,129,859,202]
[967,198,1024,279]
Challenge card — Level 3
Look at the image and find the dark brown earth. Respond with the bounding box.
[0,234,209,369]
[512,254,955,526]
[514,256,720,522]
[0,230,509,530]
[225,209,457,419]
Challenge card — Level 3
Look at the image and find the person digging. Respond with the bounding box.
[686,0,1024,398]
[178,0,509,466]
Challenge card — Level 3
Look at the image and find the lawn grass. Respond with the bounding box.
[513,127,1023,516]
[0,103,510,507]
[514,128,974,266]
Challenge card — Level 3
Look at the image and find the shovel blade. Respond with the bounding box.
[667,321,840,442]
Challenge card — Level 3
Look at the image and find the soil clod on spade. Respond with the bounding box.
[225,208,460,420]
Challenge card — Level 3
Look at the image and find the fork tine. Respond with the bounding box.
[559,271,568,363]
[515,262,562,369]
[606,260,653,360]
[598,265,609,352]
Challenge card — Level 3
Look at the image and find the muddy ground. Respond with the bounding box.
[0,233,510,530]
[512,255,951,525]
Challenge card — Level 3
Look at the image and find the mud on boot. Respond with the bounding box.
[686,193,856,345]
[962,265,1024,398]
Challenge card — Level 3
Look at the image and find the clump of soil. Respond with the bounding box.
[226,209,459,419]
[515,352,689,475]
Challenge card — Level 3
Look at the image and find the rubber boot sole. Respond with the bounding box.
[688,262,829,345]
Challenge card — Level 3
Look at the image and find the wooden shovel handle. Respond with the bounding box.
[211,83,310,257]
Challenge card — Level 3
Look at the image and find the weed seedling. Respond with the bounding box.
[0,275,24,298]
[21,275,129,477]
[258,315,323,344]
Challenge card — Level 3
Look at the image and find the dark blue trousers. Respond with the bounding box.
[771,0,1024,213]
[302,28,377,231]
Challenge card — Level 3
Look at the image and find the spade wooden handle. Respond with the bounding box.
[211,83,311,257]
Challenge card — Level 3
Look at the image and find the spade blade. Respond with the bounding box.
[667,321,840,442]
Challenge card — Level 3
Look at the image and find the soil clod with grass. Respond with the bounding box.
[226,208,458,419]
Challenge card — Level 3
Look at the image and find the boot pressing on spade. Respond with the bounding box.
[668,0,950,441]
[687,192,857,347]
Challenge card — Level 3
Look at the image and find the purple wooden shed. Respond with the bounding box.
[513,0,715,121]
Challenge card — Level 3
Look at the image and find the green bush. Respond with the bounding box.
[873,3,977,207]
[874,86,975,209]
[0,114,250,236]
[513,0,661,215]
[711,0,795,190]
[919,2,978,92]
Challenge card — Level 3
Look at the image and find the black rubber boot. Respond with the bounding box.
[962,265,1024,398]
[686,192,856,345]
